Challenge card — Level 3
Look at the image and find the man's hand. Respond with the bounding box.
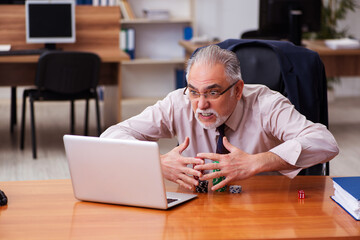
[195,137,297,191]
[160,137,204,190]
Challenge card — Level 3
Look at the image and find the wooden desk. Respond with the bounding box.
[0,176,359,239]
[179,40,216,60]
[179,40,360,78]
[0,5,129,125]
[304,40,360,78]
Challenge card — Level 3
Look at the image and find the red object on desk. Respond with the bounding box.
[298,190,305,199]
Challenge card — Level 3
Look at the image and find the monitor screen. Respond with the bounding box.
[259,0,321,39]
[25,0,76,45]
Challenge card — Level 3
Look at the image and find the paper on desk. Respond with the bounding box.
[325,38,360,50]
[0,44,11,51]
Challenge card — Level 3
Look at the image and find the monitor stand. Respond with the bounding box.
[44,43,61,51]
[288,10,303,46]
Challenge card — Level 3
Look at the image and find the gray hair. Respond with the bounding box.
[185,45,242,84]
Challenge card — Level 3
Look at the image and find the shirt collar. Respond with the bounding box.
[224,98,244,132]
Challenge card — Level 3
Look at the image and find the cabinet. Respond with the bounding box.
[120,0,195,100]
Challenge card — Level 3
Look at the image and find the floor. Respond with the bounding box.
[0,96,359,181]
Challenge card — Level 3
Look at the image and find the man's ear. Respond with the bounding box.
[235,80,244,100]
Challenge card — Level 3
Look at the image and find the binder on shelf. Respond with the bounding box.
[100,0,107,6]
[123,0,135,19]
[119,1,129,19]
[184,26,193,40]
[93,0,115,6]
[118,0,135,20]
[331,176,360,221]
[107,0,115,6]
[120,29,127,52]
[126,28,135,59]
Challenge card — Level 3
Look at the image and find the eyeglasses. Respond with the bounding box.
[183,80,239,100]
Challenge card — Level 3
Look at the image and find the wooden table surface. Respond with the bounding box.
[0,176,359,239]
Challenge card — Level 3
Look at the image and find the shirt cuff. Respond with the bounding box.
[269,139,302,178]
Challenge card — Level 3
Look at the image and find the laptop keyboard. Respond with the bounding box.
[167,198,178,204]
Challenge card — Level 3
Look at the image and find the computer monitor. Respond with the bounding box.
[259,0,322,45]
[25,0,76,50]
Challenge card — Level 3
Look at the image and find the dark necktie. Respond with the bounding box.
[216,124,229,154]
[214,123,228,192]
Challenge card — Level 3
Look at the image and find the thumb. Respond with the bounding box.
[177,137,190,154]
[223,136,237,153]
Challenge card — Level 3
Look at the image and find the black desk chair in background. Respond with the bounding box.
[215,39,329,175]
[20,51,102,159]
[10,87,17,133]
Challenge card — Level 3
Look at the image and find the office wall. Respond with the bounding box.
[196,0,360,97]
[195,0,258,41]
[334,0,360,97]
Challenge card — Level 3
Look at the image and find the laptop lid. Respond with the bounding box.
[63,135,197,209]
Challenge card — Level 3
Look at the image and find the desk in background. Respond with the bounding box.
[179,40,360,78]
[0,5,129,126]
[0,176,359,239]
[304,40,360,78]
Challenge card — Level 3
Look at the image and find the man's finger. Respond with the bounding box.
[194,162,219,171]
[178,173,198,187]
[196,152,223,161]
[211,177,230,191]
[198,170,222,181]
[182,167,202,178]
[181,157,204,165]
[176,179,193,190]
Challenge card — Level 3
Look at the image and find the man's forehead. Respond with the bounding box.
[188,63,227,89]
[188,83,222,90]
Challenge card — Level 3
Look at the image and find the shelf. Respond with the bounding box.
[121,18,192,24]
[122,57,185,65]
[120,0,193,99]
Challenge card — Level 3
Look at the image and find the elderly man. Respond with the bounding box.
[101,45,339,191]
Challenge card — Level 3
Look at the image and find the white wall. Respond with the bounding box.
[195,0,258,41]
[195,0,360,98]
[334,0,360,97]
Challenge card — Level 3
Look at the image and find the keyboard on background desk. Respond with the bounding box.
[0,49,48,56]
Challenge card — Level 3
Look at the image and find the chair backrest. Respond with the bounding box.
[234,44,284,94]
[214,39,329,175]
[35,51,101,94]
[216,39,328,127]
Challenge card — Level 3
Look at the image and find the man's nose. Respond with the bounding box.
[197,95,210,110]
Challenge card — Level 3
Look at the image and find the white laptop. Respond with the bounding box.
[63,135,197,210]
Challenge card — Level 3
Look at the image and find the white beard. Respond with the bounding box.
[195,108,229,129]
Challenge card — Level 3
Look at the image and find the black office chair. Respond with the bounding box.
[10,86,17,133]
[215,39,329,175]
[20,51,102,159]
